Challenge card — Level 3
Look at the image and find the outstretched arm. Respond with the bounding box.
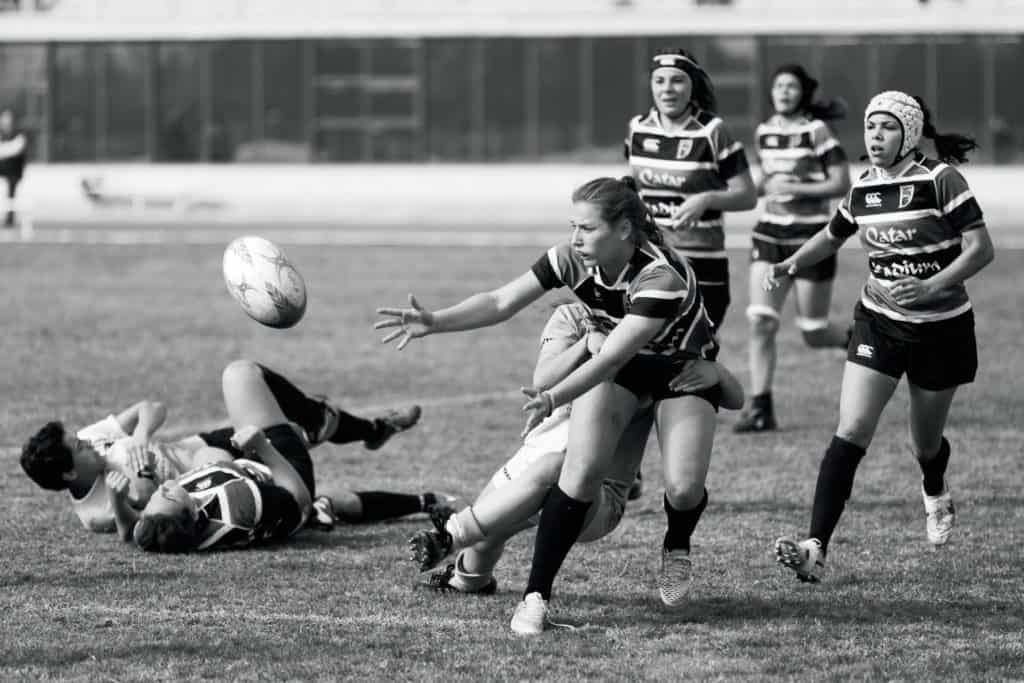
[765,226,848,290]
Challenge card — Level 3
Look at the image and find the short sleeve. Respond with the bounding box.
[629,265,688,318]
[710,119,751,181]
[826,191,858,240]
[531,243,588,291]
[76,416,128,444]
[813,120,847,167]
[935,166,985,233]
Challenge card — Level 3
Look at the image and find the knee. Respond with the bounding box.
[797,318,832,347]
[664,480,705,509]
[221,359,261,388]
[835,421,874,448]
[909,434,945,460]
[746,305,780,338]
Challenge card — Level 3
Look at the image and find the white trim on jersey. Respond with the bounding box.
[759,147,819,160]
[943,189,975,215]
[856,208,943,225]
[757,212,832,226]
[860,293,972,323]
[838,204,854,222]
[752,232,819,246]
[814,139,840,156]
[633,157,718,171]
[718,140,743,160]
[670,247,728,259]
[634,288,687,301]
[653,217,722,230]
[866,235,962,257]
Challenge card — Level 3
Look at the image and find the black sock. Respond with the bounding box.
[329,413,378,444]
[752,392,773,413]
[663,489,708,552]
[524,486,591,601]
[919,437,951,496]
[808,436,866,554]
[256,364,377,443]
[344,491,423,523]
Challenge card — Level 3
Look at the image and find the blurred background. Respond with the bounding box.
[2,0,1024,165]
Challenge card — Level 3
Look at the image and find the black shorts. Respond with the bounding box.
[684,255,730,330]
[199,424,315,497]
[751,231,837,282]
[847,306,977,390]
[613,355,722,410]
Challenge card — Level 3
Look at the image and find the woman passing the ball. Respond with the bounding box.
[735,64,852,433]
[767,91,994,583]
[377,176,733,634]
[626,49,758,330]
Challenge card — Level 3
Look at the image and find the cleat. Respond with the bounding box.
[307,395,341,446]
[627,470,644,501]
[657,548,692,606]
[510,592,551,635]
[422,563,497,595]
[922,481,955,546]
[364,405,422,450]
[733,407,777,433]
[307,495,336,532]
[408,505,454,572]
[775,536,824,583]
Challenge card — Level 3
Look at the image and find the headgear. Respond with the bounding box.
[864,91,924,161]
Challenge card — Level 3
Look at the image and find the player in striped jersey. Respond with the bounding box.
[737,64,853,433]
[408,303,744,594]
[626,49,758,330]
[377,176,734,633]
[20,361,423,534]
[764,92,994,582]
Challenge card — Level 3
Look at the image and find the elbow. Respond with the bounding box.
[738,189,758,210]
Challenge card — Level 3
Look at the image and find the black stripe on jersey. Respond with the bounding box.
[850,179,938,216]
[945,197,984,232]
[828,209,857,239]
[868,245,961,280]
[630,134,714,163]
[821,145,847,166]
[719,149,750,181]
[532,254,562,290]
[576,278,626,318]
[631,296,685,318]
[757,131,812,150]
[181,467,242,492]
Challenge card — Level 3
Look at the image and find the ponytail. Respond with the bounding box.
[915,96,977,164]
[806,97,847,122]
[620,176,665,246]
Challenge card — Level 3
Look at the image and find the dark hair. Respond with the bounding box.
[914,95,977,164]
[651,48,718,114]
[133,509,202,553]
[771,64,847,121]
[572,176,664,246]
[20,421,74,491]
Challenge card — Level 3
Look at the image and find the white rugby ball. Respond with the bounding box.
[223,235,307,329]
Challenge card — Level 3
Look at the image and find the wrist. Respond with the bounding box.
[541,391,556,416]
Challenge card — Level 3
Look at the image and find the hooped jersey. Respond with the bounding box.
[827,153,985,328]
[626,107,750,257]
[755,115,847,240]
[69,416,204,532]
[531,241,718,362]
[178,461,303,551]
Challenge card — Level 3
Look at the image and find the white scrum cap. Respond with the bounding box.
[864,90,924,160]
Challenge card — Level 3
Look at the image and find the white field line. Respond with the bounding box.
[3,227,1024,248]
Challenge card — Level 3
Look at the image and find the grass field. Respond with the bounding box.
[1,237,1022,681]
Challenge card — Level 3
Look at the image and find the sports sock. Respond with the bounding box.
[752,392,773,414]
[808,435,866,554]
[257,364,377,443]
[523,485,591,601]
[446,507,486,548]
[451,552,495,591]
[344,491,423,522]
[919,437,951,496]
[663,489,708,552]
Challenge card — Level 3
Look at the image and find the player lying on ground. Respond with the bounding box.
[106,360,450,551]
[406,303,744,593]
[20,360,427,533]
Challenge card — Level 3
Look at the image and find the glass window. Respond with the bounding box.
[424,39,477,160]
[261,40,308,161]
[993,37,1024,163]
[935,37,986,156]
[103,44,149,160]
[482,38,526,160]
[209,41,254,163]
[537,38,581,158]
[155,43,201,161]
[51,44,96,161]
[0,44,46,160]
[876,40,927,95]
[590,37,638,156]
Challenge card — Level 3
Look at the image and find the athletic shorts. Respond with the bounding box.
[751,230,837,282]
[678,254,729,330]
[198,423,315,496]
[613,355,723,410]
[847,305,977,390]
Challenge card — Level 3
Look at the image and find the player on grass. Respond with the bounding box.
[407,302,744,594]
[20,360,426,534]
[735,64,852,433]
[103,360,444,551]
[768,92,994,582]
[378,176,730,634]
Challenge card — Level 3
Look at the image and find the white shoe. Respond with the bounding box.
[658,548,692,606]
[510,592,550,635]
[774,537,824,583]
[922,482,956,546]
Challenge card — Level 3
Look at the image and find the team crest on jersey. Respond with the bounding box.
[898,184,915,209]
[642,138,660,153]
[675,139,693,159]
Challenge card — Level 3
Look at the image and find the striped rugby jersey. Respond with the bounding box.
[827,153,985,325]
[531,242,718,361]
[756,115,847,241]
[178,462,303,550]
[626,108,750,257]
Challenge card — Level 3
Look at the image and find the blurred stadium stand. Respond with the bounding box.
[2,0,1024,163]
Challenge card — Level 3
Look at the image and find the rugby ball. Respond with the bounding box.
[223,235,307,329]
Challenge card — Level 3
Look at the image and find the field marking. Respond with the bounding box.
[3,227,1024,248]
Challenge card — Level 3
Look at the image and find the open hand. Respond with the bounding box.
[668,358,719,393]
[105,470,131,499]
[121,437,155,479]
[889,277,936,306]
[520,387,554,439]
[374,294,435,350]
[763,262,796,291]
[670,194,712,231]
